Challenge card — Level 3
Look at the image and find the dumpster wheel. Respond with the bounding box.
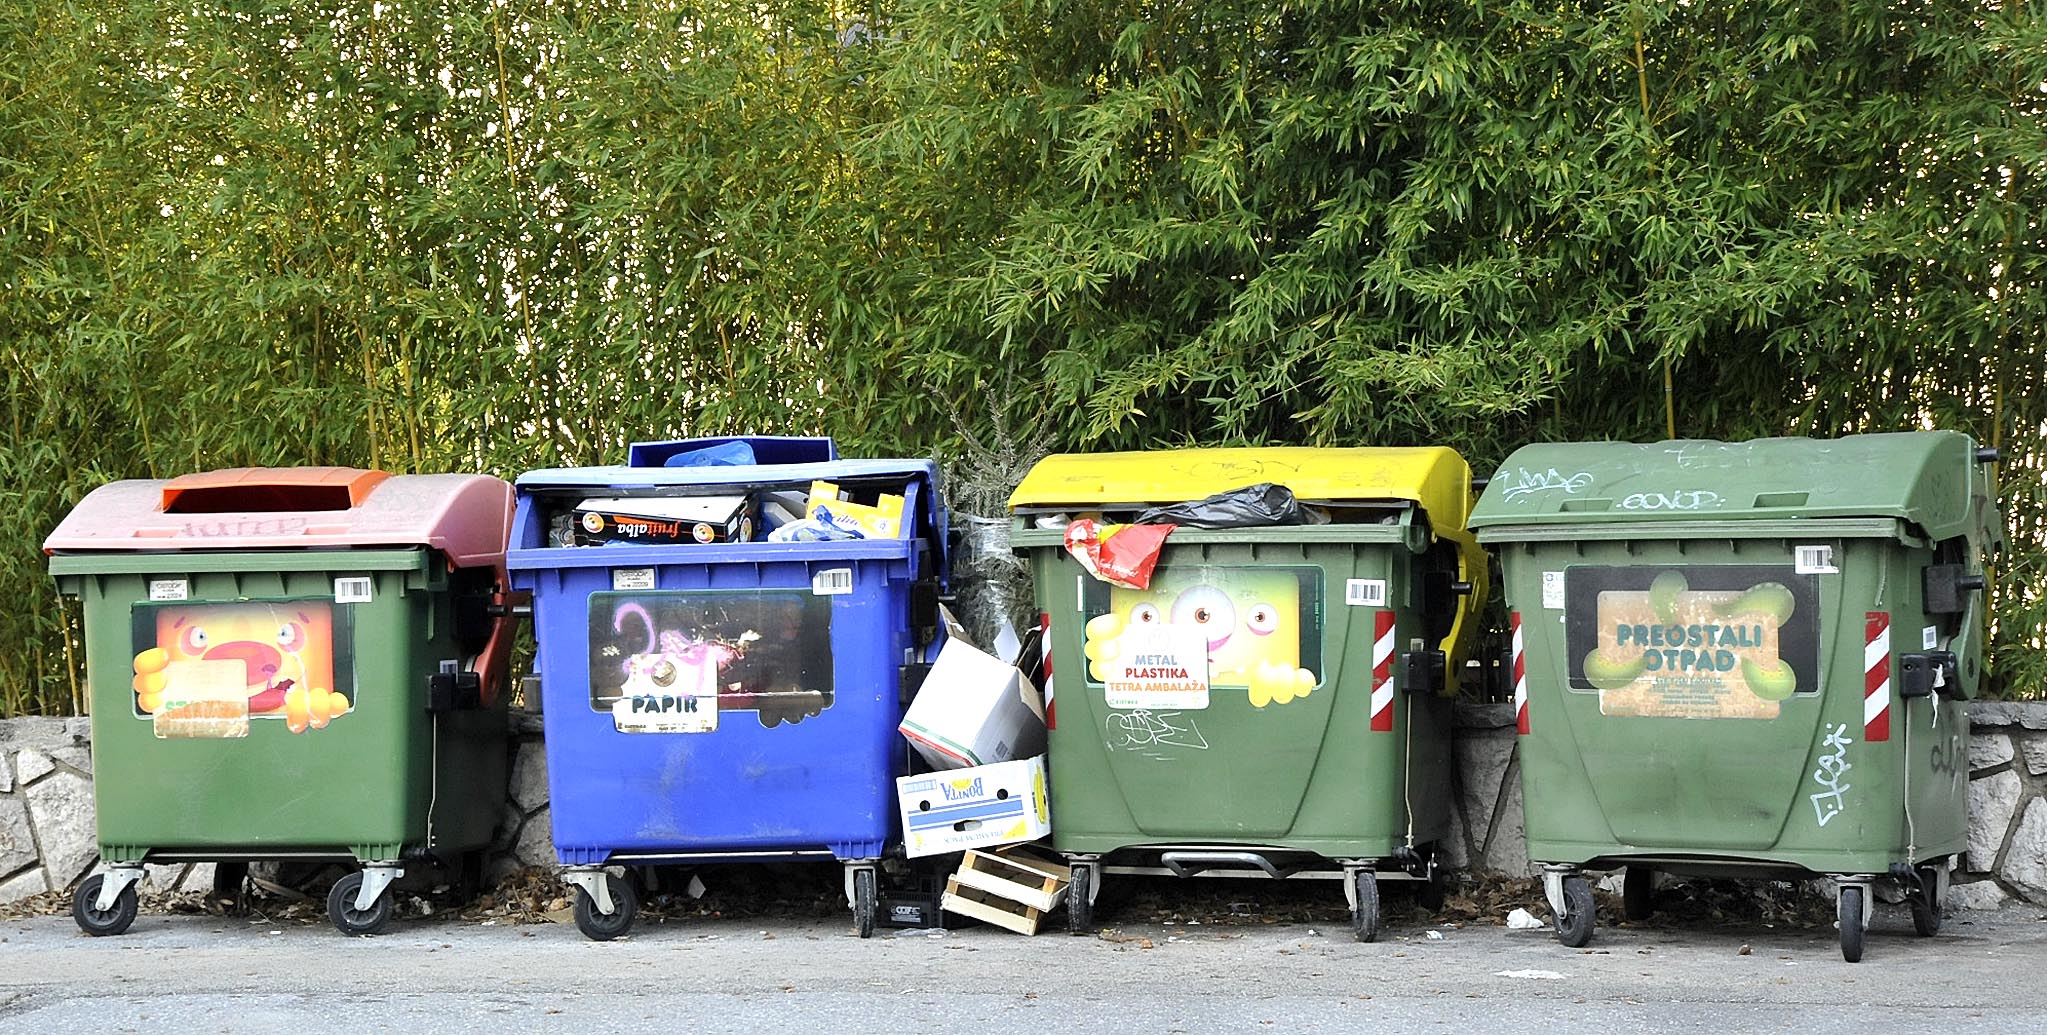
[328,872,394,936]
[852,868,877,940]
[1349,871,1380,943]
[572,877,639,941]
[72,874,139,937]
[1553,876,1594,948]
[1066,863,1096,935]
[1838,885,1866,963]
[1909,864,1942,938]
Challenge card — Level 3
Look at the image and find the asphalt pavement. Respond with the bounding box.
[5,889,2045,1034]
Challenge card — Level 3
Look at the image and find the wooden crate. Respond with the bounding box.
[952,847,1070,913]
[941,878,1046,936]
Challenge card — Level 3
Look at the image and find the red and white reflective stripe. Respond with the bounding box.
[1370,611,1396,732]
[1511,611,1529,735]
[1040,611,1056,731]
[1864,612,1891,742]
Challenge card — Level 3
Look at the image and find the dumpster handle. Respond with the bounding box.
[1158,851,1300,880]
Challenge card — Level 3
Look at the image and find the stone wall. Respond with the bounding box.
[9,699,2047,906]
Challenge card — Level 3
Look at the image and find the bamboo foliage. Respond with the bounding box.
[1,1,2043,713]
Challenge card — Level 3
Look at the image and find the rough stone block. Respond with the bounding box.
[1947,880,2009,911]
[24,769,98,888]
[1996,799,2047,903]
[1968,702,2047,731]
[513,807,555,869]
[178,862,220,895]
[0,798,37,876]
[1454,734,1514,859]
[1966,771,2022,871]
[0,758,12,794]
[510,740,549,813]
[492,803,524,851]
[1437,792,1471,870]
[14,748,55,786]
[1481,760,1534,876]
[142,863,191,894]
[2024,738,2047,777]
[0,866,49,903]
[1970,733,2015,772]
[48,745,91,775]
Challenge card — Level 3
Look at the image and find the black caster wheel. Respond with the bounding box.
[1909,865,1941,938]
[1553,876,1595,948]
[73,874,139,937]
[1622,867,1655,922]
[328,871,394,936]
[1067,864,1095,934]
[1839,884,1865,963]
[573,877,639,941]
[1414,869,1448,913]
[1351,871,1381,943]
[852,868,877,939]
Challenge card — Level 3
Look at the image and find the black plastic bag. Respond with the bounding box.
[1134,483,1325,528]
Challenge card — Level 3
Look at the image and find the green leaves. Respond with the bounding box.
[2,0,2045,710]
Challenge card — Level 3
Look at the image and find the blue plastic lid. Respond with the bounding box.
[627,436,837,468]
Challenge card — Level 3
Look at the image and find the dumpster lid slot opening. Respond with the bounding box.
[160,468,392,514]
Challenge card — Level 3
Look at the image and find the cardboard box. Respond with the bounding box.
[574,495,752,546]
[898,610,1045,771]
[807,481,907,538]
[896,756,1051,858]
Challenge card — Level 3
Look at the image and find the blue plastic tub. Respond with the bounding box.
[507,438,945,939]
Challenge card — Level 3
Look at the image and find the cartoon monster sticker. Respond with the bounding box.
[1084,568,1319,708]
[133,601,350,737]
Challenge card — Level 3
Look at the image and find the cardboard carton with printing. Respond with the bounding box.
[896,756,1052,858]
[898,609,1046,771]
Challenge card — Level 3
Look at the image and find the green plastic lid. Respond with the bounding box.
[1468,432,1993,542]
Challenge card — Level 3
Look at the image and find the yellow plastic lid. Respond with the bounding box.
[1008,447,1474,529]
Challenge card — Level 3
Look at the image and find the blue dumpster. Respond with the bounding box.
[509,437,946,939]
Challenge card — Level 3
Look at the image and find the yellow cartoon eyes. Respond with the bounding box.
[1130,603,1161,624]
[1172,587,1235,649]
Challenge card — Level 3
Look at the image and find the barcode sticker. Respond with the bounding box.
[812,568,854,595]
[1345,579,1387,607]
[1541,571,1566,609]
[611,567,657,591]
[148,579,187,602]
[334,577,373,604]
[1794,545,1837,574]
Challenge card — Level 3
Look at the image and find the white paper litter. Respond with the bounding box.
[1494,969,1567,980]
[1505,908,1547,930]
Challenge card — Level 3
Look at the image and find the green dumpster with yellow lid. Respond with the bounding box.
[1010,446,1488,940]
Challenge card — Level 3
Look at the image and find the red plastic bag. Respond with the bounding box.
[1063,519,1176,590]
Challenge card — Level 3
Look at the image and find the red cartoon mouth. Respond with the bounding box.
[203,641,288,711]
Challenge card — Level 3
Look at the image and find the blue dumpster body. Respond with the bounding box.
[508,439,945,867]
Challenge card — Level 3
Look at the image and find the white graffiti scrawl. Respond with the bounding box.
[1808,723,1854,827]
[1498,467,1594,503]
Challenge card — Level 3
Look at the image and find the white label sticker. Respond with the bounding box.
[333,577,373,604]
[611,694,717,734]
[611,567,657,591]
[1541,571,1566,609]
[1102,622,1211,711]
[1345,579,1388,607]
[1924,626,1939,651]
[812,568,854,595]
[1794,545,1838,574]
[148,579,188,602]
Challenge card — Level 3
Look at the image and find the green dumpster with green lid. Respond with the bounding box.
[1468,432,2001,961]
[45,466,521,936]
[1010,446,1489,940]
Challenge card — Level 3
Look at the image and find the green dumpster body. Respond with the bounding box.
[1010,448,1488,866]
[1469,433,2000,878]
[47,471,515,866]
